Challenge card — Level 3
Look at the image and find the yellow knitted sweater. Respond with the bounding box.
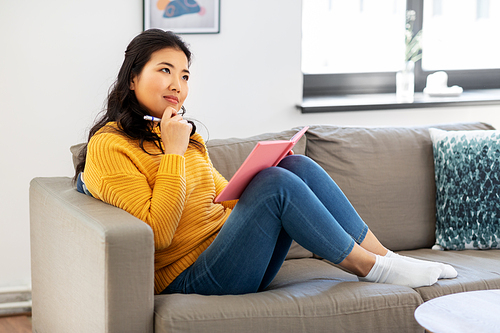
[84,122,236,294]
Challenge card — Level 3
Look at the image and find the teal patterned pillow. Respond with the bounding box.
[429,128,500,250]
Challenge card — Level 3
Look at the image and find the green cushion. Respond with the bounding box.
[430,128,500,250]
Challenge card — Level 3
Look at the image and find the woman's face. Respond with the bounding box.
[130,47,190,119]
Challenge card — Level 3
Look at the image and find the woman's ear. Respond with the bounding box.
[129,75,136,90]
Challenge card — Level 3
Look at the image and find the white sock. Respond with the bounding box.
[359,255,441,288]
[385,250,457,279]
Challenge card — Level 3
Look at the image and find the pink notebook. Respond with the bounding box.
[214,126,309,202]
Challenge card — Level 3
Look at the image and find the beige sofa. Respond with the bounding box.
[30,122,500,333]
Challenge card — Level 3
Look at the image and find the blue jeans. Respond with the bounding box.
[161,155,368,295]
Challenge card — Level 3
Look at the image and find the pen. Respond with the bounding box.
[144,115,195,136]
[144,115,161,122]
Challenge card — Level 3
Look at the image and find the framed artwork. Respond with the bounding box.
[144,0,220,34]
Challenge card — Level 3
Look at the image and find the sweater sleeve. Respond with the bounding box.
[84,132,187,251]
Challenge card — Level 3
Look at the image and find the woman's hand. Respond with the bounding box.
[160,107,193,156]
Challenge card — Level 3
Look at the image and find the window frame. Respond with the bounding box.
[303,0,500,98]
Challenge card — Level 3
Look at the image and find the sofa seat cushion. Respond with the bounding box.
[305,122,495,251]
[397,248,500,301]
[154,258,424,333]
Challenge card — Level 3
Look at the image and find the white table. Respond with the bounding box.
[414,289,500,333]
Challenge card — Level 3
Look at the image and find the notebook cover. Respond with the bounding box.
[214,126,309,202]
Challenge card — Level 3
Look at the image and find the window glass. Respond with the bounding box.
[302,0,407,74]
[422,0,500,70]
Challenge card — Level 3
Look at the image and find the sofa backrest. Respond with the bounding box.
[70,123,495,254]
[305,122,495,251]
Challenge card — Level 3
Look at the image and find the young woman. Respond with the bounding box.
[75,29,457,295]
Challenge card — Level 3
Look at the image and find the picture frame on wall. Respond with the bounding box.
[144,0,220,34]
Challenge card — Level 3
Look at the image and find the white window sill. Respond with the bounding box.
[298,89,500,113]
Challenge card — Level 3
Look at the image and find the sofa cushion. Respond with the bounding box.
[397,248,500,301]
[70,142,85,170]
[429,128,500,250]
[305,122,495,251]
[154,258,423,333]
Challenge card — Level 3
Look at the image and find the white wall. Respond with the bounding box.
[0,0,499,289]
[0,0,143,288]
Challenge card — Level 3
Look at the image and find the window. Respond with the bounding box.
[302,0,500,97]
[302,0,406,74]
[422,0,500,71]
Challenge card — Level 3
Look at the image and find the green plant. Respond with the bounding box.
[405,10,422,63]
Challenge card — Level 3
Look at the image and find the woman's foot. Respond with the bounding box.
[385,250,457,279]
[359,255,442,288]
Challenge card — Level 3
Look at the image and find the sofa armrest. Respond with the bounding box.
[30,177,154,333]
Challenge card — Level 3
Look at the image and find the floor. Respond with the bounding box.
[0,315,32,333]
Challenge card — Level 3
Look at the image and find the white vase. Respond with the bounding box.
[396,61,415,103]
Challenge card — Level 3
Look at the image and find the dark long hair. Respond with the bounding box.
[74,29,198,181]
